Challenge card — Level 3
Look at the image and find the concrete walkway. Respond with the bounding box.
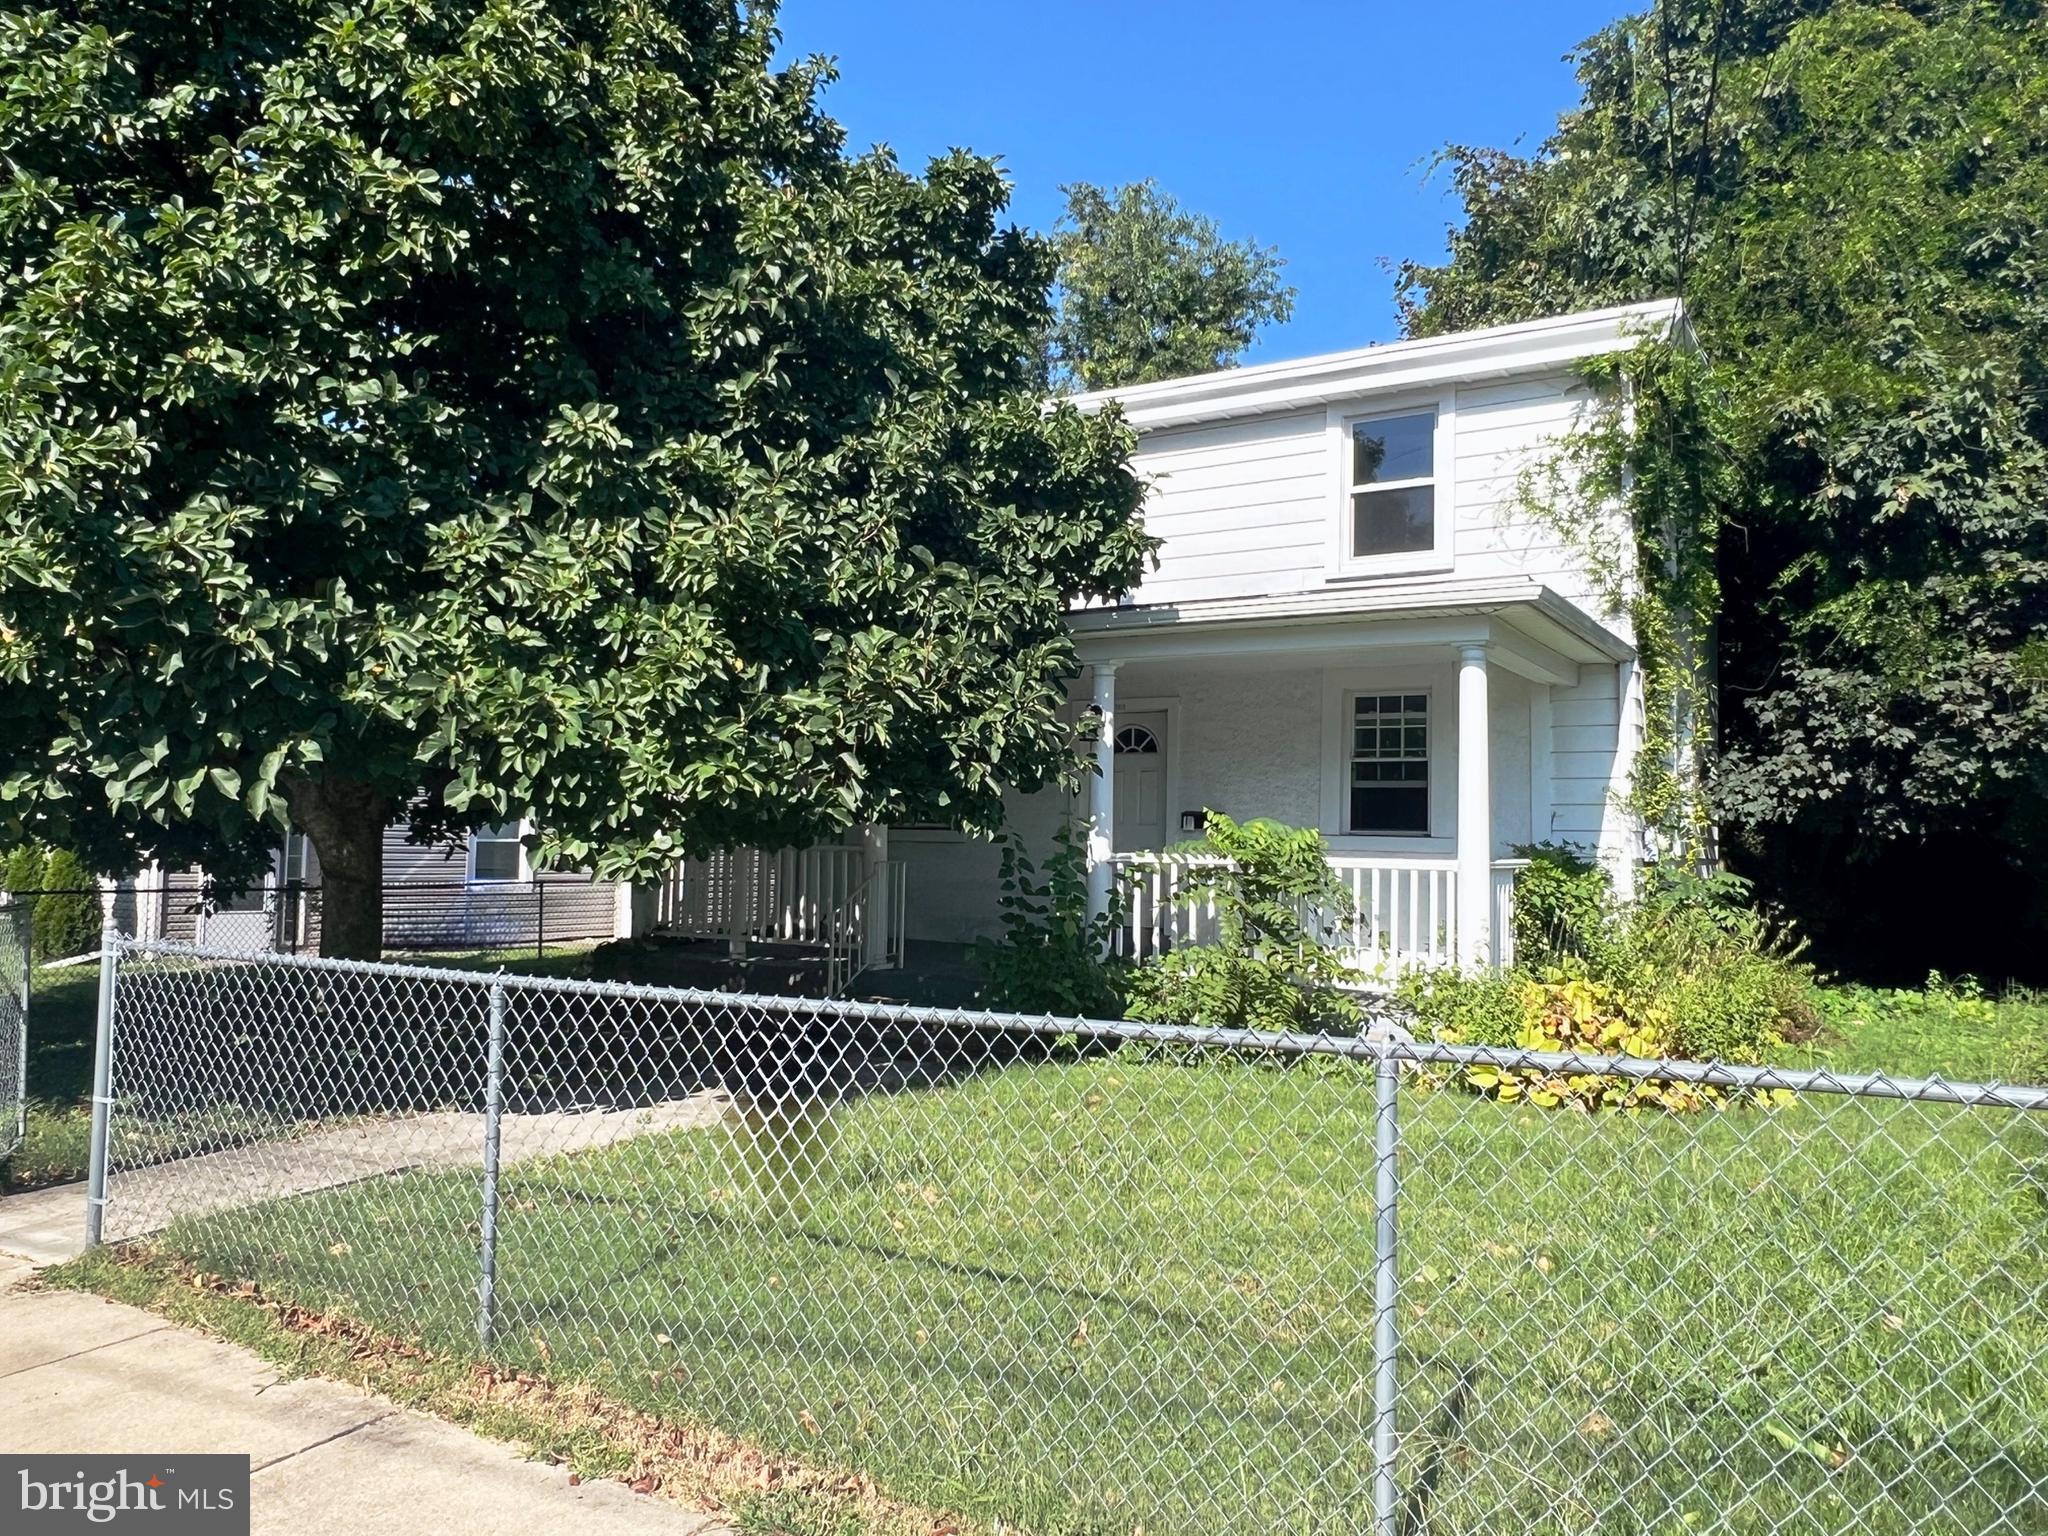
[0,1092,728,1265]
[0,1253,729,1535]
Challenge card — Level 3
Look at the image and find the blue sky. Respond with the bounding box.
[774,1,1631,361]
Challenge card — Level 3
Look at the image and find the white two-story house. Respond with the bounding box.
[656,299,1699,983]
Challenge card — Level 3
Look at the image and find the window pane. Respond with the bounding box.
[1352,413,1434,485]
[1351,785,1429,835]
[1352,486,1435,558]
[1353,760,1429,785]
[472,840,522,881]
[214,880,267,912]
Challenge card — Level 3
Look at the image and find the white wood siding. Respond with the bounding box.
[1546,661,1640,894]
[1124,410,1330,605]
[1450,375,1627,632]
[1123,372,1631,643]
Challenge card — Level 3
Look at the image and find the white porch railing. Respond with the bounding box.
[654,846,868,947]
[1112,851,1526,975]
[654,846,905,979]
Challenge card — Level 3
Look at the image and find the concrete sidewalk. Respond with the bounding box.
[0,1254,729,1536]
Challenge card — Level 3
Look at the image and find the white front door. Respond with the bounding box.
[1112,710,1168,851]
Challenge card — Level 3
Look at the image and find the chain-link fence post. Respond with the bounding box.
[477,977,508,1346]
[1371,1048,1401,1536]
[83,916,120,1248]
[12,905,28,1152]
[534,877,545,962]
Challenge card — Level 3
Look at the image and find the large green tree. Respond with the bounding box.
[0,0,1150,957]
[1044,180,1295,391]
[1398,0,2048,977]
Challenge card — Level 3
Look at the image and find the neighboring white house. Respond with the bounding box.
[660,299,1703,980]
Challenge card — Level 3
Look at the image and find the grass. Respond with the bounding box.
[49,1244,940,1536]
[1799,980,2048,1085]
[58,1018,2048,1536]
[2,962,98,1191]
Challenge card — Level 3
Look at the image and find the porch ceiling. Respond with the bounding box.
[1069,578,1631,689]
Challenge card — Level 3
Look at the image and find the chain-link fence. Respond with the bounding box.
[0,905,26,1155]
[89,936,2048,1535]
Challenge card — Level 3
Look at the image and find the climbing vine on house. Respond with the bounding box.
[1512,336,1733,862]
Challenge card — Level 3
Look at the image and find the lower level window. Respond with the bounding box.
[470,821,526,882]
[1349,693,1429,834]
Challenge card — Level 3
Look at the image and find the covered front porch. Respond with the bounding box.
[1070,578,1639,975]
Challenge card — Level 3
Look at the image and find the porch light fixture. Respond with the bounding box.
[1178,810,1207,833]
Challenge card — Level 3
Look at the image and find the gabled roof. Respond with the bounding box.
[1070,298,1689,432]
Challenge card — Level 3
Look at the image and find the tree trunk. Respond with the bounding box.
[281,774,391,961]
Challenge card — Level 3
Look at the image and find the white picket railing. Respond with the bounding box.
[654,845,870,948]
[1112,851,1525,976]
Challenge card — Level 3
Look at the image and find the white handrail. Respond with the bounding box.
[825,859,906,998]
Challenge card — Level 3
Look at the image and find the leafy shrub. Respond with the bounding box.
[1395,862,1817,1112]
[1465,968,1737,1113]
[971,822,1126,1018]
[1393,965,1525,1050]
[1610,866,1817,1062]
[32,849,101,962]
[1920,970,1997,1024]
[1122,814,1360,1033]
[1509,841,1611,969]
[2,843,46,897]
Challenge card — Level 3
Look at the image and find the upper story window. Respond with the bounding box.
[469,821,527,882]
[1328,396,1454,580]
[1349,410,1437,560]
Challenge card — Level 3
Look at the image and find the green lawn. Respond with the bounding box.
[128,1031,2048,1535]
[2,963,98,1191]
[1799,983,2048,1086]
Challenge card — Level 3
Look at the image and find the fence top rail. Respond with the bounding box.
[111,935,2048,1112]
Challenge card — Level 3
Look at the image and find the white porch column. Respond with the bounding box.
[858,822,893,970]
[1456,643,1493,969]
[1084,661,1119,927]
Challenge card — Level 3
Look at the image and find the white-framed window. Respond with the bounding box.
[1329,396,1454,577]
[1347,691,1431,835]
[468,820,528,883]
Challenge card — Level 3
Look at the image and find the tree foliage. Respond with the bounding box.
[1044,180,1294,391]
[0,0,1152,955]
[1398,0,2048,975]
[31,847,98,961]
